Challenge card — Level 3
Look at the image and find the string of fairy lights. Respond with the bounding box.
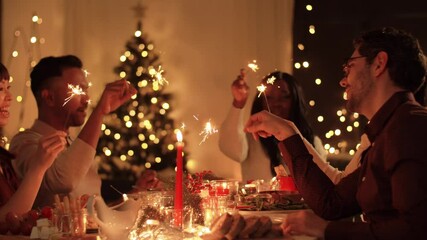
[293,3,362,158]
[6,13,44,138]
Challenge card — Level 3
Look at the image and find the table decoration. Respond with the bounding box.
[83,170,311,239]
[86,194,141,240]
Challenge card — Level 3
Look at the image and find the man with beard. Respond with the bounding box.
[244,27,427,239]
[9,55,136,208]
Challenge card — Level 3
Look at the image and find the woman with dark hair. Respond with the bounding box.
[250,71,319,175]
[0,63,66,221]
[219,70,358,183]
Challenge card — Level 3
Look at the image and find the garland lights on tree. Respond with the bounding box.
[96,3,187,182]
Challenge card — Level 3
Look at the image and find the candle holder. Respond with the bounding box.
[199,179,239,227]
[209,180,239,197]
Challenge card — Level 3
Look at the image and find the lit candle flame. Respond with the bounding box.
[176,130,183,143]
[63,84,86,106]
[247,60,259,72]
[151,65,169,85]
[199,120,218,145]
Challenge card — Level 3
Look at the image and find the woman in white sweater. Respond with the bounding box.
[219,70,365,183]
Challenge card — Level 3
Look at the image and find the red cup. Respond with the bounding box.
[277,176,297,192]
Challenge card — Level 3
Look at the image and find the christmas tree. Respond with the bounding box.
[96,4,186,183]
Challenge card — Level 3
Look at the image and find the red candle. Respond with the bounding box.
[174,130,184,227]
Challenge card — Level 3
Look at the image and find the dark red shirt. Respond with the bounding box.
[279,92,427,239]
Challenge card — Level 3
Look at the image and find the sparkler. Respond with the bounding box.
[150,65,168,86]
[63,84,86,106]
[266,76,276,85]
[199,119,218,145]
[62,83,88,129]
[247,60,259,72]
[256,84,267,98]
[83,69,90,78]
[256,83,271,112]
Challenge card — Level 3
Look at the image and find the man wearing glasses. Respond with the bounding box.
[244,27,427,239]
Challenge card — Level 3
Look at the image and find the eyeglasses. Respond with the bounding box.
[343,56,366,68]
[342,56,366,77]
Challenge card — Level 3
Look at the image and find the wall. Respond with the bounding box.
[1,0,294,180]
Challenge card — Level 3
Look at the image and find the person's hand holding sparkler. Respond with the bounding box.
[95,79,137,115]
[231,69,249,109]
[244,110,298,142]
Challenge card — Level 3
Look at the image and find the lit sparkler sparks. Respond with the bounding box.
[256,84,267,97]
[256,83,271,112]
[180,122,186,130]
[83,69,90,78]
[266,76,276,85]
[247,60,259,72]
[63,84,86,106]
[150,65,169,85]
[199,120,218,145]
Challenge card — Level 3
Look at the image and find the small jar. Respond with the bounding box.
[71,208,87,237]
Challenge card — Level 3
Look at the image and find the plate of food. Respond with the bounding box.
[237,191,307,212]
[259,190,304,203]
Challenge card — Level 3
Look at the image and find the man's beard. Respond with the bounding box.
[346,71,373,113]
